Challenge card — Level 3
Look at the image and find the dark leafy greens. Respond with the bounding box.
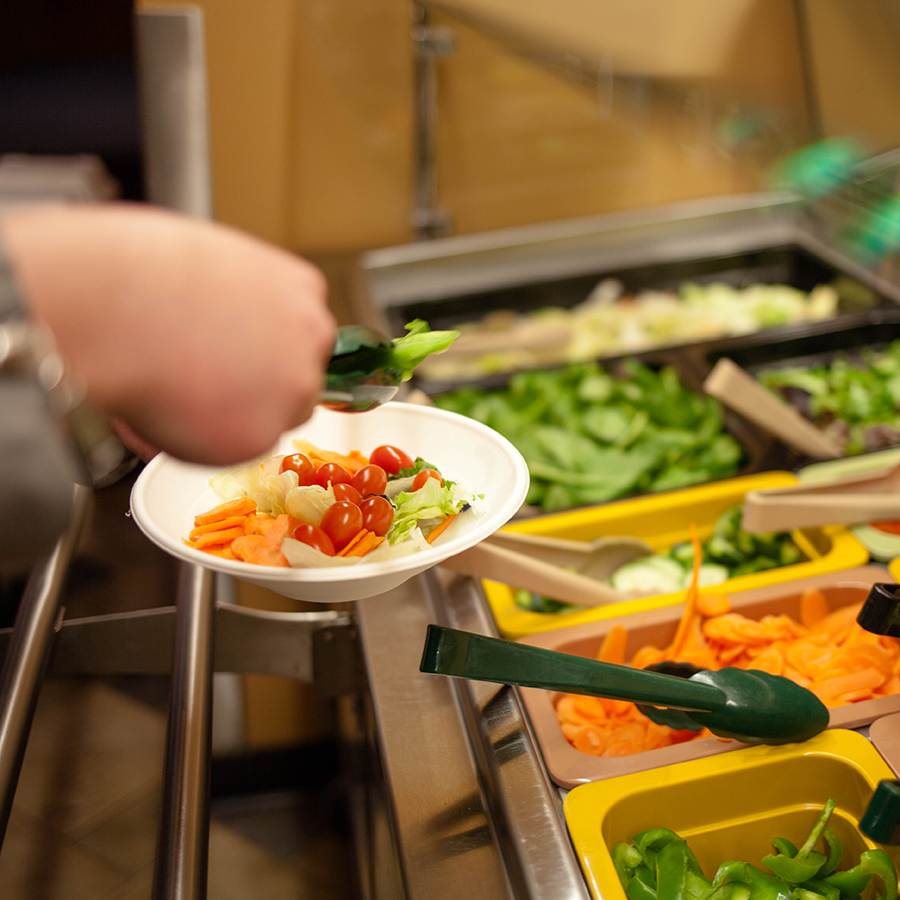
[757,340,900,455]
[433,360,745,512]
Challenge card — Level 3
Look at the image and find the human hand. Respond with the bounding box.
[1,203,337,465]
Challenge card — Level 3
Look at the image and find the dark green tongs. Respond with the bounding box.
[420,625,830,746]
[321,321,459,412]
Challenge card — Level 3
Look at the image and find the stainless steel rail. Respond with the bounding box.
[0,484,91,844]
[153,564,216,900]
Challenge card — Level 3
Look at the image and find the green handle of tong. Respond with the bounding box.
[420,625,727,713]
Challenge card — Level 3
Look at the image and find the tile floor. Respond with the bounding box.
[0,474,358,900]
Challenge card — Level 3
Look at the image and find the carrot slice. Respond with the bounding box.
[426,513,458,544]
[189,515,248,541]
[347,532,384,557]
[697,592,731,618]
[240,514,292,567]
[800,588,830,628]
[194,497,257,526]
[231,534,264,561]
[187,526,246,549]
[337,529,369,557]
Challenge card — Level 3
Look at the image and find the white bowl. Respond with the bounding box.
[130,402,529,602]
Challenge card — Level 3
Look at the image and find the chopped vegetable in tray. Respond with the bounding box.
[434,361,745,512]
[418,279,845,382]
[611,801,898,900]
[184,442,477,566]
[556,533,900,759]
[757,340,900,455]
[518,505,801,614]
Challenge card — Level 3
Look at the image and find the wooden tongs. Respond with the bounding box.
[439,530,653,608]
[741,462,900,533]
[703,358,843,460]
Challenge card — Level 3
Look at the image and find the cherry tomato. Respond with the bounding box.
[280,453,317,485]
[332,482,362,505]
[359,495,394,537]
[352,464,388,497]
[315,462,353,489]
[291,523,335,556]
[369,445,413,476]
[412,469,442,491]
[320,501,363,550]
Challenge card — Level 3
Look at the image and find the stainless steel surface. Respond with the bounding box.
[364,192,802,307]
[152,564,215,900]
[0,484,90,848]
[354,567,590,900]
[363,192,900,315]
[0,603,356,687]
[136,8,214,218]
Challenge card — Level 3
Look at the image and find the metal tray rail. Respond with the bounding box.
[0,514,362,900]
[351,567,591,900]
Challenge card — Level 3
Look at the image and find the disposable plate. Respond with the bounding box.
[130,402,529,602]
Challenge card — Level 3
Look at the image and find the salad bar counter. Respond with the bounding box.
[8,195,900,899]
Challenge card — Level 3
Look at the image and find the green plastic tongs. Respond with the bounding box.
[420,625,830,747]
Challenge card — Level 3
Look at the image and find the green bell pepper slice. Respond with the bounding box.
[628,865,660,900]
[824,849,897,900]
[818,832,842,879]
[764,851,828,883]
[821,869,872,899]
[634,828,684,873]
[613,842,644,888]
[657,839,714,900]
[713,861,793,900]
[797,878,841,900]
[764,801,837,884]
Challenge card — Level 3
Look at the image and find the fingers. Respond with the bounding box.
[2,203,339,465]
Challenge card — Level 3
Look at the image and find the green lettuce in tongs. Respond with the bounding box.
[325,320,459,411]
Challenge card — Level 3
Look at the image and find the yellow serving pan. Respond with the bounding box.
[482,471,869,639]
[564,729,899,900]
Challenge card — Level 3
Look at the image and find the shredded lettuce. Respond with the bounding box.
[387,477,467,544]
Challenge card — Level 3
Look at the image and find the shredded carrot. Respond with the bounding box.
[194,497,257,526]
[665,523,703,659]
[426,513,458,544]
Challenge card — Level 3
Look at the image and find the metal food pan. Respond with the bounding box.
[386,243,875,337]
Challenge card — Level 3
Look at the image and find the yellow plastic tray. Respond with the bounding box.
[800,448,900,562]
[564,729,899,900]
[482,471,870,639]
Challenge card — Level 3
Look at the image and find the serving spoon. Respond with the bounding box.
[420,625,830,745]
